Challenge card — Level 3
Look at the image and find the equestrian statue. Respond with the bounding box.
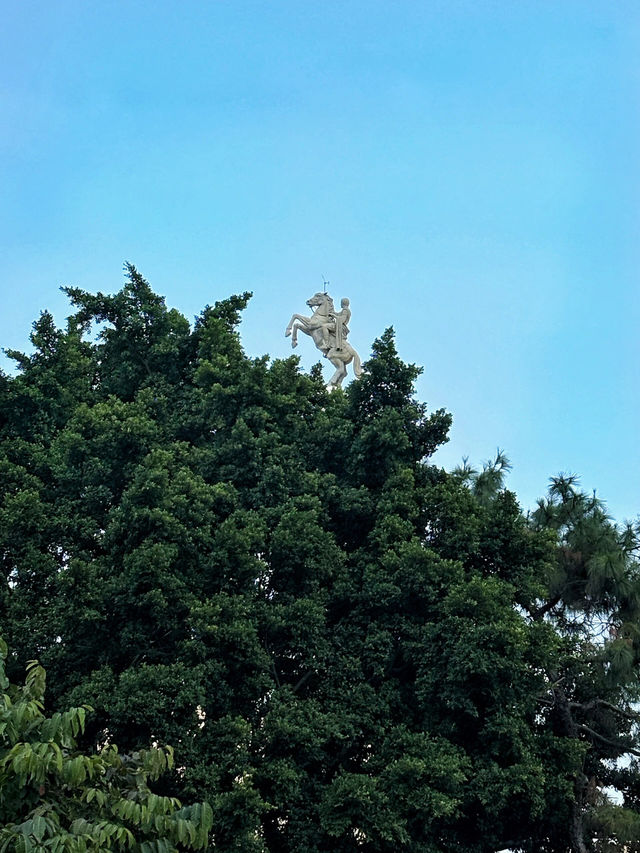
[285,291,363,389]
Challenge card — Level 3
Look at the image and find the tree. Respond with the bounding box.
[1,266,639,852]
[0,637,213,852]
[528,477,640,852]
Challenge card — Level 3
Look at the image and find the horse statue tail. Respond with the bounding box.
[352,349,363,378]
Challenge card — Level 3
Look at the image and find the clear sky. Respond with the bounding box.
[1,1,638,521]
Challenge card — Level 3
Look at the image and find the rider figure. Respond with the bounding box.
[324,298,351,359]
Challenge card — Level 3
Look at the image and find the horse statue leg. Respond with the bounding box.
[327,354,348,390]
[285,313,308,337]
[335,344,362,379]
[285,314,311,348]
[325,344,362,387]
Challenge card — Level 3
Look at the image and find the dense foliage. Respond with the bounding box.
[0,638,212,851]
[1,265,639,852]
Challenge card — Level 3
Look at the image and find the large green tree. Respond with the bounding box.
[1,266,639,852]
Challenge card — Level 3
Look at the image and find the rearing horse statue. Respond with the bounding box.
[285,292,363,389]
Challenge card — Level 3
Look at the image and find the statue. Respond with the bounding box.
[285,292,363,389]
[323,297,351,352]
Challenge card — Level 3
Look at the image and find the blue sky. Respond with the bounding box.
[1,1,638,521]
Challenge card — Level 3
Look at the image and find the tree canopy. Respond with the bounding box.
[1,265,639,852]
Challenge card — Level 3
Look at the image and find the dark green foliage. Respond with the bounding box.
[1,266,639,852]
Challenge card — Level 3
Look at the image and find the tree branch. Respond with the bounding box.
[292,670,313,694]
[577,724,640,757]
[570,699,640,720]
[529,595,562,621]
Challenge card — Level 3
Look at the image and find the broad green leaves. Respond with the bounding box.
[0,642,212,851]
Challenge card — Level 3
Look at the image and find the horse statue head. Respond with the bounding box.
[306,292,334,315]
